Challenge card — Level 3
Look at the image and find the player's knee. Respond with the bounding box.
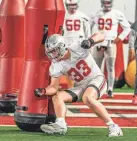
[52,92,62,103]
[82,94,96,105]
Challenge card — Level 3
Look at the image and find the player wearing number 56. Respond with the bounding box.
[34,34,123,137]
[63,0,91,45]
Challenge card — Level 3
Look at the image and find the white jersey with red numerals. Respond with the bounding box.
[90,9,131,46]
[49,42,103,85]
[63,10,91,45]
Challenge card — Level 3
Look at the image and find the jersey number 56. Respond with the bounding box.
[66,19,81,31]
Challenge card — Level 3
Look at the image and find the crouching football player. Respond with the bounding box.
[34,33,123,137]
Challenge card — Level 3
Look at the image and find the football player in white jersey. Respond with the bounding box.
[90,0,131,97]
[63,0,91,45]
[34,34,123,137]
[129,21,137,104]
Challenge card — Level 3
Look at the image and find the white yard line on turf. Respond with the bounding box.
[112,93,133,95]
[68,126,137,128]
[67,105,137,110]
[99,99,132,103]
[66,112,137,118]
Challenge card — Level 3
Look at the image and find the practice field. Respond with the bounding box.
[0,85,136,141]
[114,85,134,93]
[0,126,137,141]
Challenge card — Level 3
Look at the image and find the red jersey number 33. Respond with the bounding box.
[67,60,91,82]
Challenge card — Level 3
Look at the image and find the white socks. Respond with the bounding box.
[106,121,115,126]
[56,117,66,126]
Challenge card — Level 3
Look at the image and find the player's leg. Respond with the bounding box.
[82,76,111,123]
[82,75,123,137]
[105,44,116,97]
[41,87,82,135]
[91,47,104,69]
[40,90,73,135]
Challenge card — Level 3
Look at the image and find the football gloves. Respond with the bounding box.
[34,88,46,97]
[81,38,95,49]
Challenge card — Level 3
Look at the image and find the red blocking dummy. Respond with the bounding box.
[0,0,25,112]
[114,25,126,88]
[14,0,65,131]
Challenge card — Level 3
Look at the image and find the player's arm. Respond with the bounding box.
[34,63,62,97]
[89,13,96,34]
[34,77,60,97]
[116,11,131,43]
[81,32,105,49]
[129,29,136,49]
[82,17,91,39]
[45,77,60,95]
[128,29,136,63]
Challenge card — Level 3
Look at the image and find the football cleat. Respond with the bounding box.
[108,124,123,137]
[107,90,113,98]
[40,121,67,135]
[132,95,137,104]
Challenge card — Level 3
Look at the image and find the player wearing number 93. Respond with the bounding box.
[34,34,123,137]
[90,0,131,98]
[63,0,91,45]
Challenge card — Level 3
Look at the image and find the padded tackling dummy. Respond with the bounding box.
[114,25,126,88]
[125,59,136,88]
[14,0,65,132]
[0,0,25,112]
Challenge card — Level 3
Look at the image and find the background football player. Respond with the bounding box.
[34,34,123,137]
[63,0,91,45]
[129,20,137,104]
[90,0,131,97]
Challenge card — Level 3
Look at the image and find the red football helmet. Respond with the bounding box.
[65,0,79,14]
[101,0,114,12]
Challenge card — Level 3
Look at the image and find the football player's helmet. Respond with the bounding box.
[101,0,114,12]
[65,0,79,13]
[45,34,67,62]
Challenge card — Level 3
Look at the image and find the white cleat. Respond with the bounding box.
[108,124,123,137]
[40,122,67,135]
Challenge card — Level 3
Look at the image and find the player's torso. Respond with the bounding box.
[60,53,103,85]
[94,9,119,40]
[63,11,88,44]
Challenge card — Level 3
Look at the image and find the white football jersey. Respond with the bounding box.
[63,10,91,45]
[90,9,131,46]
[49,43,103,85]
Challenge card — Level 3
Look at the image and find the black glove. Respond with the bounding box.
[34,88,46,97]
[81,38,95,49]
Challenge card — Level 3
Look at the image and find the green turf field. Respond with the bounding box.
[0,126,137,141]
[114,84,134,93]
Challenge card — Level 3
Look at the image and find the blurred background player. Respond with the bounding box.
[129,20,137,104]
[128,22,135,65]
[63,0,91,45]
[89,0,131,98]
[34,34,123,137]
